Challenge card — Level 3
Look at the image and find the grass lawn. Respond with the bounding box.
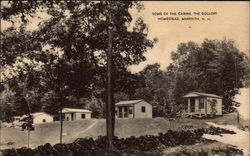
[0,119,95,149]
[0,112,248,150]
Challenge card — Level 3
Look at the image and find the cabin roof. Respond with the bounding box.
[62,108,92,113]
[20,112,53,119]
[116,99,145,106]
[183,92,222,98]
[31,112,53,117]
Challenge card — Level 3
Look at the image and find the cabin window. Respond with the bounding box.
[141,106,146,112]
[199,98,204,109]
[43,119,46,122]
[81,114,86,119]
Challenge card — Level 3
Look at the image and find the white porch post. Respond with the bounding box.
[205,97,207,116]
[187,98,190,113]
[133,105,135,118]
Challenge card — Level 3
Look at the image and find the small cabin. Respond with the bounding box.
[19,112,54,124]
[31,112,54,124]
[62,108,92,121]
[182,92,222,118]
[115,99,152,118]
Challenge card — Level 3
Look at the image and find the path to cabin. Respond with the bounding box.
[64,119,99,143]
[203,122,250,155]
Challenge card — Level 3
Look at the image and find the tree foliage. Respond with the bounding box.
[167,39,247,112]
[1,1,156,120]
[134,63,170,117]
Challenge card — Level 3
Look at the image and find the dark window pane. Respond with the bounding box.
[141,106,146,112]
[81,114,86,119]
[124,106,128,117]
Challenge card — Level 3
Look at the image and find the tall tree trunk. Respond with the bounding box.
[111,89,115,137]
[58,87,64,144]
[27,130,30,148]
[106,11,114,152]
[60,107,63,144]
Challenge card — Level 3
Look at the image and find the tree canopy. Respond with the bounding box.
[166,39,247,112]
[1,1,248,121]
[1,1,156,120]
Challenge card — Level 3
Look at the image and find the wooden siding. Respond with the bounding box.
[134,101,152,118]
[207,97,222,115]
[33,114,53,124]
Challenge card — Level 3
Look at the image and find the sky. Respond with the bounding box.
[129,1,250,72]
[1,1,249,73]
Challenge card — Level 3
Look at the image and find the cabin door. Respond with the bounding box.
[190,98,195,112]
[71,113,74,120]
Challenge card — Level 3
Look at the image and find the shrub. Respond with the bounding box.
[1,126,237,156]
[2,148,16,156]
[204,126,236,135]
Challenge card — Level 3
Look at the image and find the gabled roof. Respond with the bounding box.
[21,112,53,119]
[31,112,51,117]
[62,108,92,113]
[116,99,145,106]
[183,92,222,98]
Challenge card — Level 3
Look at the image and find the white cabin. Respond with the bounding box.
[115,100,152,118]
[182,92,222,118]
[62,108,92,121]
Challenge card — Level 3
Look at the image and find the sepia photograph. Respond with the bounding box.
[0,1,249,156]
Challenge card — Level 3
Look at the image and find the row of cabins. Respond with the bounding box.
[13,92,223,124]
[114,92,223,119]
[14,108,92,125]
